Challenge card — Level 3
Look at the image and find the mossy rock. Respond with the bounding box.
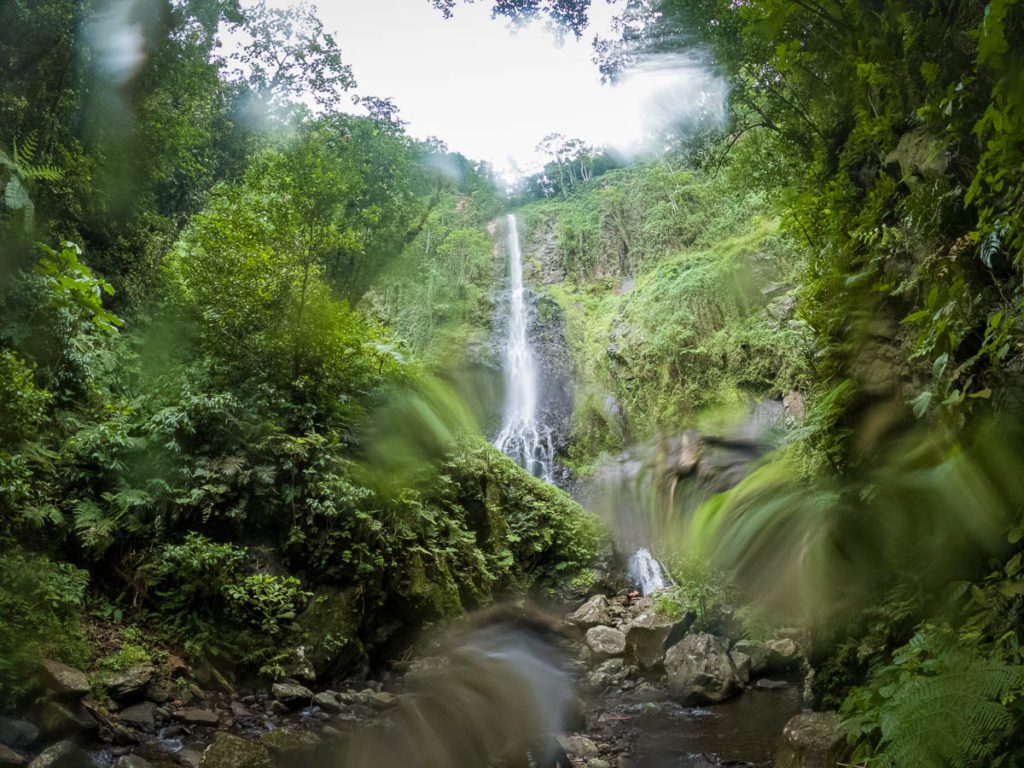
[297,587,367,679]
[200,733,270,768]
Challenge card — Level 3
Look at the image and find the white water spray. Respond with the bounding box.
[494,214,555,482]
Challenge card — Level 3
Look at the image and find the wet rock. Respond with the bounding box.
[767,638,801,671]
[664,633,741,704]
[178,709,219,727]
[38,703,96,741]
[38,661,90,697]
[585,626,626,659]
[112,757,151,768]
[624,612,673,670]
[268,701,290,716]
[0,717,39,751]
[755,678,791,691]
[104,665,155,700]
[199,733,271,768]
[175,748,202,768]
[228,702,250,718]
[311,692,342,713]
[731,640,770,674]
[730,650,751,686]
[118,702,157,731]
[142,681,174,705]
[629,682,665,703]
[558,735,599,759]
[775,711,845,768]
[259,728,323,764]
[587,658,626,691]
[26,742,96,768]
[270,682,312,706]
[0,744,26,767]
[570,596,611,629]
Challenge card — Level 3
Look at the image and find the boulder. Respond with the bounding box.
[117,702,157,731]
[729,651,751,686]
[200,733,271,768]
[585,626,626,659]
[623,613,673,670]
[767,638,801,671]
[311,692,343,713]
[0,744,26,767]
[587,659,626,691]
[141,681,173,704]
[664,633,741,704]
[103,665,154,700]
[178,709,219,727]
[775,711,845,768]
[731,640,770,674]
[569,596,611,629]
[26,742,95,768]
[38,661,90,698]
[0,718,39,751]
[281,648,316,684]
[755,679,791,691]
[259,728,323,764]
[271,682,313,707]
[175,748,202,768]
[557,735,599,759]
[38,703,96,741]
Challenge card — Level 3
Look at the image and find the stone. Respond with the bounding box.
[229,701,250,718]
[774,711,845,768]
[270,682,312,706]
[38,661,90,697]
[281,647,316,683]
[0,744,26,767]
[730,651,751,686]
[755,679,791,691]
[175,748,202,768]
[112,757,151,768]
[38,702,96,740]
[664,633,741,704]
[569,596,611,629]
[883,129,949,192]
[311,692,342,713]
[26,742,96,768]
[117,702,157,731]
[731,640,770,674]
[557,735,599,759]
[585,626,626,659]
[199,733,271,768]
[142,681,174,704]
[0,718,39,751]
[767,638,801,671]
[103,665,155,700]
[259,728,323,763]
[296,587,367,679]
[623,612,673,670]
[179,709,219,727]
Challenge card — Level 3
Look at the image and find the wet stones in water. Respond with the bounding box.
[177,709,219,727]
[664,634,742,704]
[775,711,845,768]
[270,682,313,708]
[585,626,626,660]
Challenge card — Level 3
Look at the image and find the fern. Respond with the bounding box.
[0,133,63,234]
[843,628,1024,768]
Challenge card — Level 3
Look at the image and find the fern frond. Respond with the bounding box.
[14,134,38,166]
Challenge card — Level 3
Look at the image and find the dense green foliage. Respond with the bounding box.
[0,0,600,709]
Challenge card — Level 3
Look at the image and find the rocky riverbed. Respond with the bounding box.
[0,591,847,768]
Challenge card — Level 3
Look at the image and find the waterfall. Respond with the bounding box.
[627,548,667,596]
[494,214,555,482]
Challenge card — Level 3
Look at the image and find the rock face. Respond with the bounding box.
[623,613,673,670]
[26,742,96,768]
[570,595,611,629]
[0,718,39,752]
[199,733,271,768]
[585,626,626,659]
[38,662,90,698]
[774,711,845,768]
[664,634,741,704]
[38,703,96,741]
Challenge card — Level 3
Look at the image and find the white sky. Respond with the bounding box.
[243,0,724,178]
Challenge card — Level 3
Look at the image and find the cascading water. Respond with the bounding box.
[494,214,555,482]
[627,547,667,596]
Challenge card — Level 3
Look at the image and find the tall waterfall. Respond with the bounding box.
[494,214,555,481]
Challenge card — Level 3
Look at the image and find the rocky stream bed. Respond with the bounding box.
[0,590,847,768]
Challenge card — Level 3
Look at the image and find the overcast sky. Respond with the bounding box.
[243,1,723,178]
